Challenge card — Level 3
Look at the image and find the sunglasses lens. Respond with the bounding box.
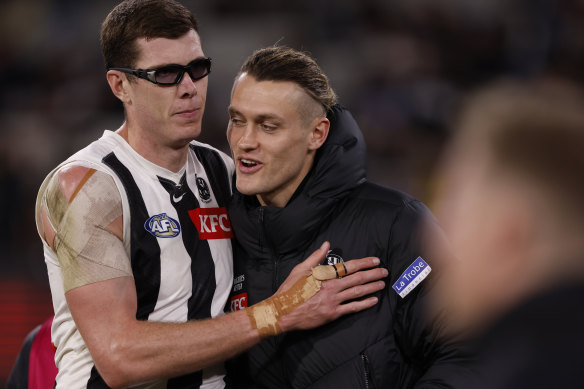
[154,66,182,84]
[188,59,211,80]
[152,59,210,85]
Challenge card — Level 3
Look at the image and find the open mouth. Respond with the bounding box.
[240,158,259,168]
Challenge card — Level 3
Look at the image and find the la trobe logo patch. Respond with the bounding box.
[144,213,181,238]
[392,257,431,298]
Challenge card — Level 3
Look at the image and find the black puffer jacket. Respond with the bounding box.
[227,105,466,389]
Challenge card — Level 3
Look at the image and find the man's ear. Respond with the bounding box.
[308,117,330,151]
[106,70,131,105]
[487,188,536,286]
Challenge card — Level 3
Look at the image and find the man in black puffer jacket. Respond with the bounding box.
[226,46,469,389]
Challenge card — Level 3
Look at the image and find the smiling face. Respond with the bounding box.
[227,73,329,207]
[107,29,208,167]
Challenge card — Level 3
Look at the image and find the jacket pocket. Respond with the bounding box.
[361,353,377,389]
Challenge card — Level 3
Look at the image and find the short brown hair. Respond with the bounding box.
[238,46,337,114]
[455,79,584,223]
[100,0,198,69]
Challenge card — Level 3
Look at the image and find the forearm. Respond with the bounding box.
[67,275,259,388]
[94,310,258,388]
[69,246,385,388]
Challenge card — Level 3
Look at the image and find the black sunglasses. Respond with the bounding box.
[109,57,212,85]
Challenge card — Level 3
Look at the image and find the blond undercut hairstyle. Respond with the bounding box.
[238,46,337,118]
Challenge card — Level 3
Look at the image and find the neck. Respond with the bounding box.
[117,122,189,173]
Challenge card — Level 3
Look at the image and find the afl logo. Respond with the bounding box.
[144,213,181,238]
[196,177,211,203]
[325,248,344,266]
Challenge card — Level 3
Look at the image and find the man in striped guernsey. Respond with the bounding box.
[34,1,387,388]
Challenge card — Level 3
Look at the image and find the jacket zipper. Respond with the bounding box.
[258,207,264,253]
[361,353,375,389]
[273,254,279,293]
[257,208,280,293]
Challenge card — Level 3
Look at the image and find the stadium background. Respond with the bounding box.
[0,0,581,384]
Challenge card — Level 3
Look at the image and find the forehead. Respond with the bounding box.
[134,29,204,67]
[230,74,312,119]
[433,144,500,224]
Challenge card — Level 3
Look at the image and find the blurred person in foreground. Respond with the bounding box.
[430,79,584,388]
[33,1,386,388]
[225,46,469,388]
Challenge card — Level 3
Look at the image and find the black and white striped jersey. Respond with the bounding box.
[39,129,234,389]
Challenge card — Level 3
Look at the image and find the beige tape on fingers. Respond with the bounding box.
[335,262,348,277]
[312,263,347,280]
[246,263,342,339]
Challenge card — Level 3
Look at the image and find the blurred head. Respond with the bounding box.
[102,0,209,154]
[431,79,584,336]
[227,46,336,207]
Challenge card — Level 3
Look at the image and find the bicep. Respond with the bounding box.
[65,276,137,367]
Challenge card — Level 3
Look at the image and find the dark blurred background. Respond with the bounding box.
[1,0,582,384]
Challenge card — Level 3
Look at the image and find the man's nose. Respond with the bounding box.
[178,71,198,97]
[237,125,258,150]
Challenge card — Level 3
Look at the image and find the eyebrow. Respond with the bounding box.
[227,106,240,116]
[255,114,283,123]
[228,107,284,123]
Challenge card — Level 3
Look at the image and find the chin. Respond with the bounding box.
[168,136,196,150]
[184,125,202,140]
[236,180,260,196]
[236,184,254,196]
[175,119,201,138]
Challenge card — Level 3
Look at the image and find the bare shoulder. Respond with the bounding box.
[57,165,98,202]
[39,164,123,248]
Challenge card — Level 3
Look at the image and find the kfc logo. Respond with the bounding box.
[188,207,234,240]
[231,293,248,311]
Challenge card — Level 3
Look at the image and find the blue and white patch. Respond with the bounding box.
[392,257,431,298]
[144,213,181,238]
